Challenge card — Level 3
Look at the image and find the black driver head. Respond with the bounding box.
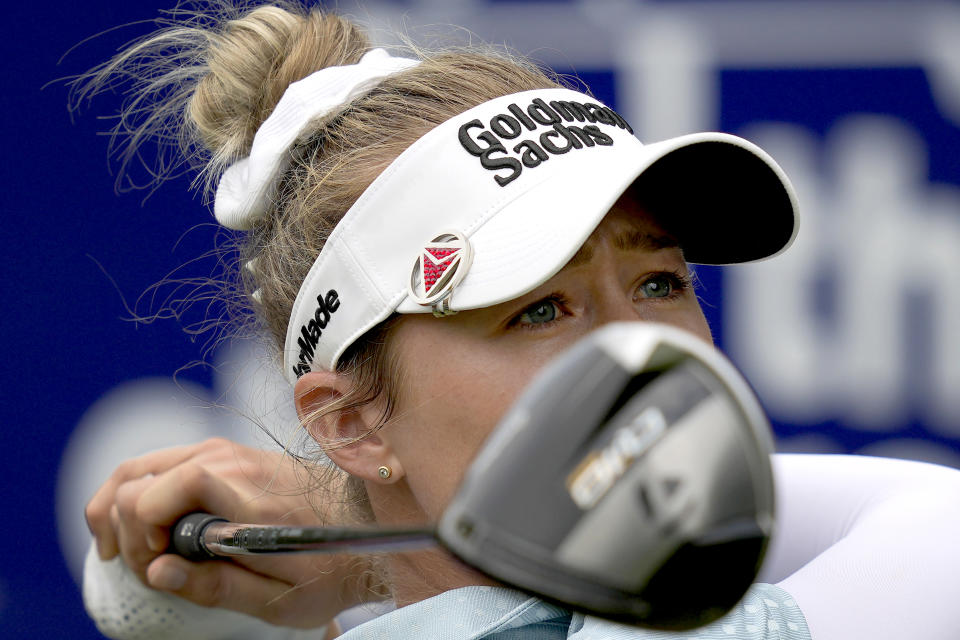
[437,322,775,630]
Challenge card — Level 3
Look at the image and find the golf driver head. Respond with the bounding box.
[437,322,775,630]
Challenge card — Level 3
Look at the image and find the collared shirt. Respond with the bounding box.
[337,584,811,640]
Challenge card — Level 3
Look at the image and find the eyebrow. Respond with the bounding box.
[566,229,681,267]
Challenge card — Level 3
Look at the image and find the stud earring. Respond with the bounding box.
[378,465,392,480]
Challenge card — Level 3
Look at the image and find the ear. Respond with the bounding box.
[294,371,404,484]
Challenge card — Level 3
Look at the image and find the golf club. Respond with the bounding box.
[172,321,776,630]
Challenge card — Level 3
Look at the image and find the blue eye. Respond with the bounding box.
[517,299,560,326]
[637,273,686,299]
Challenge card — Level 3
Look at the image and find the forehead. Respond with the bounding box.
[566,196,682,268]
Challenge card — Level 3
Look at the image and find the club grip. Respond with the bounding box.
[170,512,227,561]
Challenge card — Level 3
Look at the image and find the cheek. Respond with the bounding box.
[678,306,713,344]
[634,304,713,346]
[388,335,539,515]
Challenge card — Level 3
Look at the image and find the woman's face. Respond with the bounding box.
[381,195,712,520]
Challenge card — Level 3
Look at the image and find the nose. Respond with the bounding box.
[596,293,644,326]
[591,276,648,327]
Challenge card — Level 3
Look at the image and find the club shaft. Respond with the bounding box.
[171,513,436,560]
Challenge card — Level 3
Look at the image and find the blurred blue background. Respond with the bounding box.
[4,0,959,637]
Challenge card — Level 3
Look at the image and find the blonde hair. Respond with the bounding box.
[71,0,564,520]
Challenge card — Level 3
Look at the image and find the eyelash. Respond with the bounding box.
[634,269,693,302]
[508,293,570,331]
[509,270,694,330]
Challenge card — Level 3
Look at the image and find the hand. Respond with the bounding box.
[85,437,380,629]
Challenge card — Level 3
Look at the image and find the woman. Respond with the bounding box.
[79,2,960,639]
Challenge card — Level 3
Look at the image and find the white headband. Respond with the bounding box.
[280,87,799,383]
[214,49,420,229]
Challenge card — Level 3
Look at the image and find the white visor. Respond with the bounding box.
[284,88,798,382]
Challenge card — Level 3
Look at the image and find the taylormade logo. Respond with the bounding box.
[291,289,340,379]
[458,97,633,186]
[567,406,667,510]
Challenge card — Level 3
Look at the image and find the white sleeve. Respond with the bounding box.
[759,454,960,640]
[83,544,326,640]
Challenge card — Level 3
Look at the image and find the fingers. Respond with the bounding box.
[86,438,262,561]
[86,443,207,559]
[136,460,246,528]
[83,438,364,629]
[145,554,342,629]
[109,461,246,583]
[112,474,167,581]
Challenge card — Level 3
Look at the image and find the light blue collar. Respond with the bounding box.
[337,586,570,640]
[335,583,811,640]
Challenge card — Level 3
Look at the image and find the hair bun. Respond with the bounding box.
[193,6,371,169]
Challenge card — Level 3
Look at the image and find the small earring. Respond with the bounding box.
[378,465,392,480]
